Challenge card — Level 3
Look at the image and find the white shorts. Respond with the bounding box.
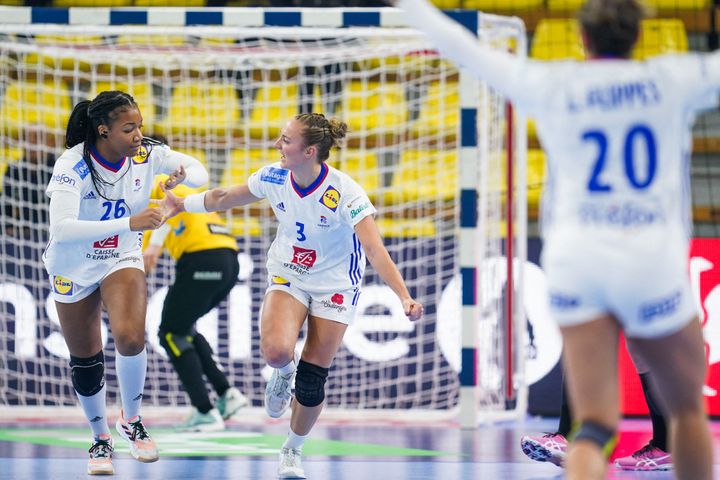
[265,274,361,325]
[49,255,144,303]
[542,235,697,339]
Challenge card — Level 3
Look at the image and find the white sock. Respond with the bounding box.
[115,347,147,421]
[76,384,111,438]
[282,429,307,450]
[278,356,297,377]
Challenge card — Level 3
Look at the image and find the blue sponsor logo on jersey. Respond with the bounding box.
[640,290,681,323]
[578,201,664,227]
[173,221,186,236]
[72,160,90,179]
[83,191,97,200]
[276,202,286,212]
[319,185,340,212]
[261,167,289,185]
[52,173,76,187]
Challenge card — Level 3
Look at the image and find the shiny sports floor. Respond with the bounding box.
[1,413,720,479]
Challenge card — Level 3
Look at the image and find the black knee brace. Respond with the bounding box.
[159,330,195,358]
[294,360,329,408]
[570,421,618,458]
[70,351,105,397]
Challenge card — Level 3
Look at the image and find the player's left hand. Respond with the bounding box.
[164,165,186,190]
[403,298,424,322]
[158,182,183,220]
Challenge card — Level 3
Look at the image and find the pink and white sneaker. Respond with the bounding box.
[520,433,567,467]
[115,410,159,463]
[87,435,114,475]
[614,443,673,471]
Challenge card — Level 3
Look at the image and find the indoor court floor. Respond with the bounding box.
[1,413,719,479]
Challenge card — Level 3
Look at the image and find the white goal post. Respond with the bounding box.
[0,6,526,426]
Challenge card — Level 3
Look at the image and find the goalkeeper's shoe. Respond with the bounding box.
[520,432,567,467]
[115,410,159,463]
[175,407,225,433]
[87,435,114,475]
[217,387,249,420]
[614,443,673,471]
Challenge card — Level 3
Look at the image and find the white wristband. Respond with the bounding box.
[184,192,208,213]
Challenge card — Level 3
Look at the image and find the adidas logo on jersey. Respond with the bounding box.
[83,191,97,200]
[276,202,286,212]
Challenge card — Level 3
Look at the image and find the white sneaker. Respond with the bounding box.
[278,447,306,479]
[217,387,249,420]
[115,410,159,463]
[176,407,225,432]
[265,356,297,419]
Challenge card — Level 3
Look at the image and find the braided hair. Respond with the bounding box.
[294,113,348,162]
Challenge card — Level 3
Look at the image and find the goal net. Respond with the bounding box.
[0,11,525,422]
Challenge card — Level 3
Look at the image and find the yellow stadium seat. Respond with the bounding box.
[115,34,188,47]
[546,0,583,11]
[247,83,299,140]
[376,218,437,238]
[135,0,205,5]
[327,150,381,199]
[462,0,543,10]
[645,0,710,9]
[53,0,131,5]
[227,214,262,237]
[221,149,276,187]
[633,19,688,60]
[526,149,546,211]
[530,19,586,61]
[174,148,208,170]
[157,82,240,138]
[385,150,457,204]
[0,147,23,193]
[26,34,106,72]
[411,81,459,141]
[343,81,408,135]
[88,82,156,130]
[0,81,72,137]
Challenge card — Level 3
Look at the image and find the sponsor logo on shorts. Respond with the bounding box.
[93,235,119,249]
[271,276,290,286]
[321,295,347,312]
[51,173,76,187]
[193,271,223,280]
[118,256,141,264]
[73,160,90,179]
[319,186,340,212]
[53,276,73,295]
[260,167,289,185]
[549,292,580,309]
[640,290,681,323]
[331,293,344,305]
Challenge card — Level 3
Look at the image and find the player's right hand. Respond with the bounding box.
[129,206,165,231]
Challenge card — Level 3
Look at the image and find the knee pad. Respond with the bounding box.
[570,421,618,458]
[70,351,105,397]
[294,360,329,408]
[159,330,195,358]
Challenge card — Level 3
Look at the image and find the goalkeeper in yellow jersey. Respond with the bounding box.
[144,173,248,432]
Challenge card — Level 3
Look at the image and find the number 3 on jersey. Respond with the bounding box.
[583,123,657,192]
[295,221,306,241]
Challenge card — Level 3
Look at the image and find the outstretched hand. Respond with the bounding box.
[403,298,424,322]
[164,165,186,190]
[159,181,183,220]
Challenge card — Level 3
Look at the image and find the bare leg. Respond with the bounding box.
[260,290,308,368]
[561,314,621,480]
[628,318,713,480]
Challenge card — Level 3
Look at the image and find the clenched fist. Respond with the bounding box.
[129,206,165,231]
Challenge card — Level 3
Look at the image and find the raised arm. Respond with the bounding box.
[162,183,261,215]
[157,148,209,188]
[395,0,525,101]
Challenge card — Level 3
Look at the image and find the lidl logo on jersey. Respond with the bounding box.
[52,276,73,295]
[261,167,288,185]
[292,246,317,268]
[132,146,149,164]
[93,235,119,249]
[72,160,90,179]
[319,185,340,212]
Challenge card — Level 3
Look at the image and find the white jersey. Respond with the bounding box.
[43,142,199,284]
[247,161,376,292]
[400,0,720,253]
